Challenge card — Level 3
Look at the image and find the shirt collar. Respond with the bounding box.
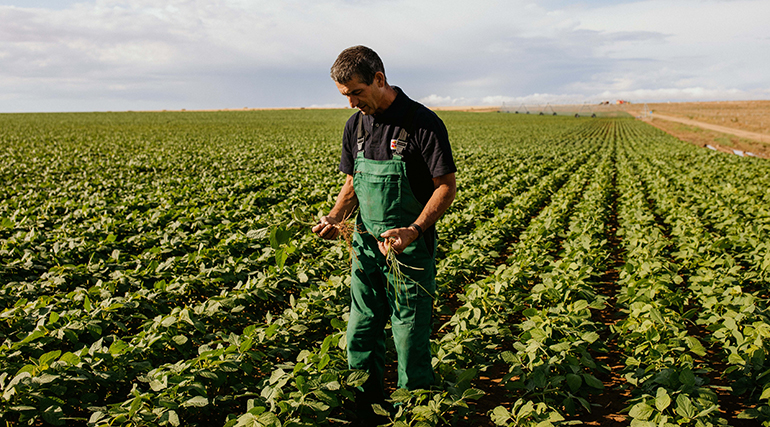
[373,86,409,122]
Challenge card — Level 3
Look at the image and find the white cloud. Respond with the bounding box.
[419,94,468,106]
[481,93,587,106]
[0,0,768,112]
[428,86,769,108]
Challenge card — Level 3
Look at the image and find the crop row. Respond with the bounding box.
[435,119,622,426]
[2,111,770,427]
[1,111,367,426]
[620,124,770,424]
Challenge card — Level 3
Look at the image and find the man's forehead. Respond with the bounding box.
[336,77,368,94]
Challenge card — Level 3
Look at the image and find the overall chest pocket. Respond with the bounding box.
[354,170,403,228]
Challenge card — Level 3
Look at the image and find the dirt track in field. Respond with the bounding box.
[635,100,770,136]
[641,116,770,159]
[625,100,770,159]
[646,112,768,143]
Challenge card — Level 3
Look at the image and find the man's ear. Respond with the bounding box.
[374,71,386,88]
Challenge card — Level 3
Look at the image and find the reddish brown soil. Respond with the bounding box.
[626,100,770,158]
[640,101,770,136]
[642,117,770,159]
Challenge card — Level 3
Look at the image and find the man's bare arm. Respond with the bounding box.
[379,172,456,255]
[312,174,358,240]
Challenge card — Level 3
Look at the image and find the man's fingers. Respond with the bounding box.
[380,229,397,239]
[313,217,340,240]
[378,235,408,256]
[320,224,337,239]
[377,240,389,256]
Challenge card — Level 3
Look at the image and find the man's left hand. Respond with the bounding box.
[378,227,419,256]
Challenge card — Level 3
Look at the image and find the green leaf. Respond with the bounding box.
[549,342,571,352]
[456,367,478,385]
[390,388,412,402]
[655,388,671,411]
[33,374,59,385]
[109,339,128,355]
[675,394,695,419]
[256,412,281,427]
[678,368,695,387]
[324,380,341,391]
[500,351,516,364]
[183,396,209,407]
[165,410,180,426]
[129,396,143,417]
[317,354,330,371]
[566,373,582,392]
[42,405,65,426]
[372,403,390,416]
[39,350,62,367]
[20,330,44,345]
[490,406,511,424]
[462,388,485,400]
[738,408,760,419]
[199,370,219,381]
[628,402,654,420]
[275,248,288,271]
[150,376,168,391]
[684,336,706,356]
[269,226,292,249]
[582,373,604,389]
[572,300,589,311]
[695,405,718,419]
[649,308,665,324]
[313,389,339,407]
[265,322,279,338]
[172,334,189,346]
[239,337,253,352]
[682,308,699,320]
[581,331,600,343]
[728,352,745,365]
[347,371,368,388]
[232,414,257,427]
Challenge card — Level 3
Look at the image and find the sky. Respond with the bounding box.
[0,0,768,112]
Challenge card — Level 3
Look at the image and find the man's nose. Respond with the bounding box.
[348,96,358,108]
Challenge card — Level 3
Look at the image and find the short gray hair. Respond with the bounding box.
[330,45,386,85]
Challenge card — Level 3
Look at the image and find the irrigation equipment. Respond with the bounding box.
[576,103,596,118]
[514,102,530,114]
[540,103,557,116]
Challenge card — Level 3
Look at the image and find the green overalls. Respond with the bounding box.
[347,111,437,406]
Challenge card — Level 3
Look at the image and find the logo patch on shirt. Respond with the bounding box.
[390,139,398,150]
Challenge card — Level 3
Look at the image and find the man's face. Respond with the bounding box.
[335,73,385,115]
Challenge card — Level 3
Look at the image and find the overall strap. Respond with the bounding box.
[393,102,420,157]
[356,113,366,155]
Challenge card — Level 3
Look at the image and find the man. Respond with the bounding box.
[312,45,456,420]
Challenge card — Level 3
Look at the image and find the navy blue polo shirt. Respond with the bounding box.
[339,87,456,208]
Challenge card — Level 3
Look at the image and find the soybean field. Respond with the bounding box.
[2,110,770,427]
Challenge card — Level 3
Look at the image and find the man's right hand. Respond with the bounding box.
[312,215,341,240]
